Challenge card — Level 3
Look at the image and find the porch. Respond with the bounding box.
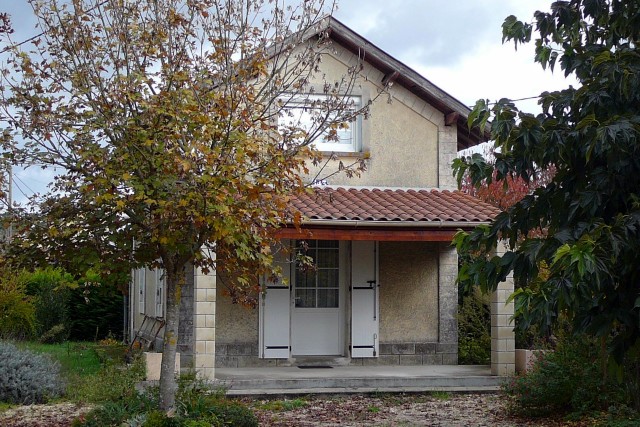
[215,364,504,396]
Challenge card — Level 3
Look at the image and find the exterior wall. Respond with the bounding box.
[213,240,458,367]
[130,267,162,346]
[129,264,196,372]
[348,241,457,366]
[158,38,467,369]
[302,45,447,188]
[378,241,438,342]
[214,272,260,368]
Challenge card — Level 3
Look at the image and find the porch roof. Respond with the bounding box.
[278,187,500,242]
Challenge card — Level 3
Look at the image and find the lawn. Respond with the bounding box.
[16,341,103,377]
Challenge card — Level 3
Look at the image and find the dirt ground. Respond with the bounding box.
[0,393,575,426]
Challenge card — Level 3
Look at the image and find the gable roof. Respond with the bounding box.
[290,187,499,225]
[316,17,489,150]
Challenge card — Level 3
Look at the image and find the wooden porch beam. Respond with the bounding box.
[445,111,459,126]
[275,227,459,242]
[381,70,400,87]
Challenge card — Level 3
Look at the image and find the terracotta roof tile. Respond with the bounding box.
[290,187,500,224]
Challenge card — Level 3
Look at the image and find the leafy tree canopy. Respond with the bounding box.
[0,0,367,409]
[453,0,640,363]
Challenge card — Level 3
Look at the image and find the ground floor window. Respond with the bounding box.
[295,240,340,308]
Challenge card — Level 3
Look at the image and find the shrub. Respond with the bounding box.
[0,341,64,404]
[21,268,75,341]
[503,334,639,421]
[75,368,256,427]
[457,290,491,365]
[0,275,36,340]
[68,280,124,341]
[40,324,68,344]
[66,356,146,404]
[208,400,257,427]
[73,387,158,427]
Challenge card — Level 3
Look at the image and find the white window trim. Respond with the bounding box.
[280,94,362,153]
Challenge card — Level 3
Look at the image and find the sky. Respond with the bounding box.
[3,0,576,205]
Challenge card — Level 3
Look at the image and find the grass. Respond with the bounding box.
[10,340,144,405]
[16,341,102,377]
[430,391,451,400]
[0,402,15,413]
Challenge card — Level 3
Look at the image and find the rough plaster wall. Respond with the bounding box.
[379,241,438,342]
[215,273,258,343]
[302,48,440,188]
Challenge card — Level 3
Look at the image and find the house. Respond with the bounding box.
[129,16,515,380]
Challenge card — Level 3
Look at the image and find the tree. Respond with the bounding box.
[0,0,367,410]
[453,0,640,365]
[0,12,12,210]
[0,13,11,35]
[460,147,555,212]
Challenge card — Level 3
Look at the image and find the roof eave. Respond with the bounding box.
[301,218,492,229]
[323,17,491,149]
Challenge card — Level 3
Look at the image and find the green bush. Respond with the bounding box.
[0,341,64,404]
[0,275,36,340]
[68,280,124,341]
[457,290,491,365]
[209,400,257,427]
[40,324,68,344]
[67,356,146,404]
[22,268,75,341]
[75,370,256,427]
[504,334,640,422]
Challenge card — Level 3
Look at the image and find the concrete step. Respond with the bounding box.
[217,375,505,396]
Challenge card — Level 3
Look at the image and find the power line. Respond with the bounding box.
[11,174,31,200]
[13,173,37,195]
[467,95,542,109]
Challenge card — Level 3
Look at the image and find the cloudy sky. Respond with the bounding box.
[4,0,575,204]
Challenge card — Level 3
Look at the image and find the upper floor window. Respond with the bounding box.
[280,94,361,153]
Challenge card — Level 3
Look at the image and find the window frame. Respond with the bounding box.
[294,240,340,309]
[280,94,362,153]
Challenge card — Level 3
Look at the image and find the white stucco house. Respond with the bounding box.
[129,17,515,380]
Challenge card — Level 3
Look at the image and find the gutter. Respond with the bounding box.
[299,219,491,228]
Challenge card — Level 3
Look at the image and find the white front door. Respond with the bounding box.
[291,240,344,356]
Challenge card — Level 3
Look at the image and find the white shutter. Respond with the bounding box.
[351,240,379,358]
[155,269,164,318]
[259,246,291,358]
[138,268,146,314]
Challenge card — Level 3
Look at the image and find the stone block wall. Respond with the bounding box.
[214,341,458,367]
[491,242,516,376]
[193,256,217,379]
[349,342,457,366]
[215,342,279,368]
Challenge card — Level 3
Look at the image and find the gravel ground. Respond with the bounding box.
[0,393,576,426]
[251,393,572,427]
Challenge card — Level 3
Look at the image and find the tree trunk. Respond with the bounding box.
[159,265,183,412]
